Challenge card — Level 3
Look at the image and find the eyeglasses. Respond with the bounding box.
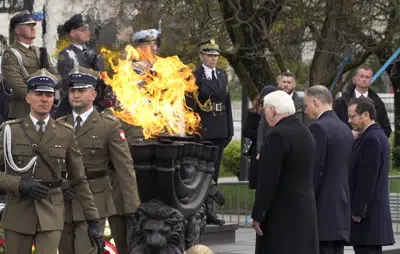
[348,114,359,120]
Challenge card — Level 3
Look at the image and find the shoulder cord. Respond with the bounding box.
[3,124,37,173]
[1,48,29,96]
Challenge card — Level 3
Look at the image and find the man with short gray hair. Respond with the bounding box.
[304,85,354,254]
[251,91,318,254]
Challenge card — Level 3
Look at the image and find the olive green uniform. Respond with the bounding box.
[0,117,99,254]
[1,42,58,119]
[57,109,140,254]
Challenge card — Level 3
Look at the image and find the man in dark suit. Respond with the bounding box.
[188,39,234,225]
[251,90,319,254]
[347,97,394,254]
[334,66,391,137]
[304,85,354,254]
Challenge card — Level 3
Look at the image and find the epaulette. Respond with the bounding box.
[56,115,69,121]
[0,119,23,129]
[100,111,117,121]
[55,120,73,130]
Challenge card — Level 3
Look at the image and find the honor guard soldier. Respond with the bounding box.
[110,28,163,145]
[189,39,233,225]
[1,10,57,120]
[0,69,104,254]
[55,14,104,118]
[57,68,140,254]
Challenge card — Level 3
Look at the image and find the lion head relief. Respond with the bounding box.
[128,199,187,254]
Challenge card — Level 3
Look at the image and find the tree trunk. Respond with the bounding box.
[309,0,345,87]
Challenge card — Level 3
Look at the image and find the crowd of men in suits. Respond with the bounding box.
[251,67,394,254]
[0,10,234,254]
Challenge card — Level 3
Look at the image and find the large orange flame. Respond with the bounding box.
[100,45,201,139]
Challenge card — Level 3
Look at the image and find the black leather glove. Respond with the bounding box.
[208,184,226,206]
[61,181,76,201]
[19,179,49,200]
[87,220,105,254]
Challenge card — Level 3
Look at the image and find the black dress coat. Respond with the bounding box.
[349,123,394,246]
[310,110,354,242]
[242,109,261,189]
[251,115,319,254]
[333,84,392,137]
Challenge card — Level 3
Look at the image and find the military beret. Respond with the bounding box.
[9,11,37,30]
[25,69,58,93]
[68,67,99,89]
[62,14,87,34]
[198,38,220,55]
[132,29,160,43]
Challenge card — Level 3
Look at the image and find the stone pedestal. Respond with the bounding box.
[128,138,218,254]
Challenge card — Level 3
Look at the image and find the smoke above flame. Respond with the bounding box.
[100,45,201,139]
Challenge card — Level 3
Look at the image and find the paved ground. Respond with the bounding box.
[209,228,400,254]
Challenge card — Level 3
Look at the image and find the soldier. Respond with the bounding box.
[55,14,104,118]
[0,69,104,253]
[1,10,57,120]
[114,28,162,145]
[189,39,233,225]
[57,68,140,254]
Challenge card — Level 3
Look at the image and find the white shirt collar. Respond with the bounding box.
[317,112,324,120]
[18,41,33,49]
[363,122,375,133]
[202,64,217,80]
[30,114,50,131]
[71,44,85,51]
[72,107,94,127]
[355,89,368,98]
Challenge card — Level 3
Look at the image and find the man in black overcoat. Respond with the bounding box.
[304,85,354,254]
[188,39,233,225]
[251,90,319,254]
[333,66,391,138]
[348,97,394,254]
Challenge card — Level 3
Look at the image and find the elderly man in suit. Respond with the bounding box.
[347,97,394,254]
[304,85,354,254]
[251,90,318,254]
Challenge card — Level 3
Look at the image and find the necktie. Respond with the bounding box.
[37,120,45,139]
[360,94,365,98]
[212,70,217,81]
[75,116,82,134]
[28,45,33,51]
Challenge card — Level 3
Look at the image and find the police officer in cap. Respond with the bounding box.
[57,68,140,254]
[189,39,233,225]
[0,69,103,253]
[55,13,104,118]
[1,10,57,120]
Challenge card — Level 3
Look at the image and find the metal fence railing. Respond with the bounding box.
[217,175,400,233]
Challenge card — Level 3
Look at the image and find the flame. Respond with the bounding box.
[100,45,201,139]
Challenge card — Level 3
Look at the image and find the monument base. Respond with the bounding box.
[201,223,238,245]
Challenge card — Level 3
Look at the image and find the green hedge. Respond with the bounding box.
[220,140,241,175]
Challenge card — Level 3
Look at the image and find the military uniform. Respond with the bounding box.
[188,39,233,226]
[57,69,140,254]
[0,69,100,254]
[55,14,104,118]
[1,11,58,119]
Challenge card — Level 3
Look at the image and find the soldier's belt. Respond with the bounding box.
[85,170,107,180]
[34,179,62,189]
[204,102,226,112]
[61,170,107,180]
